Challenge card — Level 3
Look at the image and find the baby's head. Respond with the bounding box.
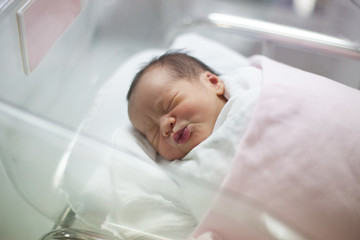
[127,51,227,160]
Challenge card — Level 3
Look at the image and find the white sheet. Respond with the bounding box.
[63,33,256,239]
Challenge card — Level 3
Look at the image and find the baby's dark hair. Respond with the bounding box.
[126,50,219,101]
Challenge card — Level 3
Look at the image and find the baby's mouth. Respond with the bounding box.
[173,127,190,144]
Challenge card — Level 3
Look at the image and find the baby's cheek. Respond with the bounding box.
[158,139,176,160]
[178,102,198,117]
[160,148,185,161]
[191,131,209,147]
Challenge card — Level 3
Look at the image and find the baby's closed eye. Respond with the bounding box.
[166,93,178,112]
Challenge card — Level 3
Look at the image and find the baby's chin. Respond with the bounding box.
[162,153,186,161]
[159,147,188,161]
[157,145,190,161]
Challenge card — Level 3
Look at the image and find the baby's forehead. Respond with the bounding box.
[137,66,176,91]
[132,66,164,92]
[132,67,170,99]
[142,64,168,79]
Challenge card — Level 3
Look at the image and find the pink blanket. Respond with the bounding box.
[192,56,360,240]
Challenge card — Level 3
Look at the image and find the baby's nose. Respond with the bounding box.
[160,116,175,137]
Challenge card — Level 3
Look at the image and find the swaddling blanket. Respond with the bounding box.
[159,65,262,221]
[192,56,360,240]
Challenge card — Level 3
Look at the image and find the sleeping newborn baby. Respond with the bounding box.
[127,51,228,160]
[127,50,360,240]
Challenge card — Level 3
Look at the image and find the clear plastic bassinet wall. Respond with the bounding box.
[1,0,360,240]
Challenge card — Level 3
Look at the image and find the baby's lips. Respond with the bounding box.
[173,127,190,144]
[173,128,182,143]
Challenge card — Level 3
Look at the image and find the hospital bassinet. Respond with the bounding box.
[1,0,360,239]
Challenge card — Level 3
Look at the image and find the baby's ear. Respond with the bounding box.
[203,71,225,96]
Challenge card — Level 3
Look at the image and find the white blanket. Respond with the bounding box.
[61,33,258,239]
[158,66,262,221]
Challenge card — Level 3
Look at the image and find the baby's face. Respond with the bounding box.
[128,67,226,160]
